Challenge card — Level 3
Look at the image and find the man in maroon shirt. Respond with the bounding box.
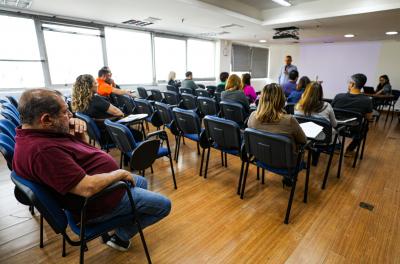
[13,89,171,251]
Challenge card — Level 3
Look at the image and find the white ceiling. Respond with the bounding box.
[1,0,399,44]
[235,0,318,10]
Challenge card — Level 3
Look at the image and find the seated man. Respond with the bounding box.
[97,68,133,98]
[180,71,198,93]
[282,70,299,98]
[13,89,171,251]
[332,73,373,156]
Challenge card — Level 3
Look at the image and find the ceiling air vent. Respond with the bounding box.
[0,0,33,8]
[122,17,161,27]
[220,23,243,29]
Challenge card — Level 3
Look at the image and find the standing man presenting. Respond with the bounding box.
[278,55,298,86]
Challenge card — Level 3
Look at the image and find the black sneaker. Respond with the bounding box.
[106,234,131,252]
[100,233,111,244]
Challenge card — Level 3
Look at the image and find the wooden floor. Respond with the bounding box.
[1,116,400,263]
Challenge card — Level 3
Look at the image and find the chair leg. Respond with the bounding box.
[199,148,205,176]
[352,140,361,168]
[261,169,265,184]
[284,178,298,224]
[150,166,154,174]
[136,220,152,264]
[204,148,211,179]
[169,154,177,189]
[175,136,181,161]
[322,145,335,190]
[220,151,224,166]
[80,241,86,264]
[304,150,311,203]
[62,236,66,257]
[240,161,250,199]
[224,152,228,168]
[29,205,34,215]
[360,132,367,160]
[257,167,260,180]
[197,142,200,155]
[40,214,44,248]
[237,160,245,195]
[337,136,345,179]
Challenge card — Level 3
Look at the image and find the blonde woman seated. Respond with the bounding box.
[248,83,306,146]
[221,74,250,113]
[295,82,337,128]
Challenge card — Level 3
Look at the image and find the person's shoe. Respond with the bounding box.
[100,233,111,244]
[106,234,131,252]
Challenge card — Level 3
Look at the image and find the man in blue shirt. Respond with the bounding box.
[278,55,298,86]
[282,70,299,98]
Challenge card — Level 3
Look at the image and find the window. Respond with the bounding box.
[232,44,269,78]
[187,39,215,79]
[0,15,44,88]
[154,37,186,81]
[43,24,104,85]
[105,27,153,84]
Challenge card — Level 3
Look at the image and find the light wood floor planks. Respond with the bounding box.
[0,117,399,263]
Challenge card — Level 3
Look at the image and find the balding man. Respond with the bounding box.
[278,55,298,86]
[13,89,171,252]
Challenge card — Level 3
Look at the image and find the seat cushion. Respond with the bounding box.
[157,146,170,157]
[256,161,305,177]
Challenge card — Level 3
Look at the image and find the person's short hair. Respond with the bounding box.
[98,68,109,77]
[286,55,292,59]
[18,89,62,125]
[219,72,229,82]
[101,66,110,72]
[185,71,193,78]
[351,73,367,89]
[242,73,251,86]
[289,70,299,81]
[379,74,390,83]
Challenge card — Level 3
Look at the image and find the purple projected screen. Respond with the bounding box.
[297,42,381,99]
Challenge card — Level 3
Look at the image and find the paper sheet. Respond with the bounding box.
[117,114,148,123]
[299,121,324,139]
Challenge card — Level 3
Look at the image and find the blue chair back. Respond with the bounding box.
[166,85,179,94]
[134,98,154,116]
[195,89,209,98]
[75,112,101,143]
[179,88,194,95]
[206,85,216,96]
[162,91,180,106]
[154,102,174,125]
[1,109,20,127]
[10,171,68,234]
[214,92,222,104]
[137,87,149,99]
[104,119,136,154]
[149,89,163,102]
[204,116,241,151]
[181,93,197,110]
[220,101,246,127]
[0,134,15,170]
[197,97,218,116]
[0,119,16,139]
[1,102,19,117]
[6,96,18,108]
[244,128,297,171]
[173,108,201,135]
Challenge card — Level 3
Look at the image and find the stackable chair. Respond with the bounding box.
[0,119,17,140]
[1,102,20,118]
[197,84,206,89]
[180,93,198,111]
[206,85,217,97]
[179,88,194,95]
[197,97,219,117]
[153,102,180,149]
[11,172,152,264]
[202,116,245,194]
[137,87,153,100]
[195,89,210,98]
[105,119,177,189]
[219,101,248,129]
[240,129,309,224]
[6,95,18,108]
[162,91,181,106]
[134,98,163,130]
[1,108,21,127]
[166,85,179,94]
[149,89,164,102]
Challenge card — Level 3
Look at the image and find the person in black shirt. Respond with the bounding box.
[332,73,372,156]
[167,71,181,88]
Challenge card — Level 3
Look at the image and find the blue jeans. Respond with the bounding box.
[89,175,171,241]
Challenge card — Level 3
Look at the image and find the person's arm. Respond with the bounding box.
[291,117,307,144]
[375,89,383,95]
[69,169,134,198]
[107,104,124,117]
[111,87,132,97]
[327,104,337,128]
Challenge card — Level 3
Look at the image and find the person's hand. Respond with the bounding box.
[120,170,136,186]
[69,118,87,134]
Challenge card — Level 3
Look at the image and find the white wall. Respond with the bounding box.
[267,40,400,98]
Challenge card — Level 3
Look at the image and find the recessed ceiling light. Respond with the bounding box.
[344,34,355,38]
[259,40,267,43]
[272,0,292,7]
[386,31,398,35]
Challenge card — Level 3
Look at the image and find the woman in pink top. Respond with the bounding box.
[242,73,257,103]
